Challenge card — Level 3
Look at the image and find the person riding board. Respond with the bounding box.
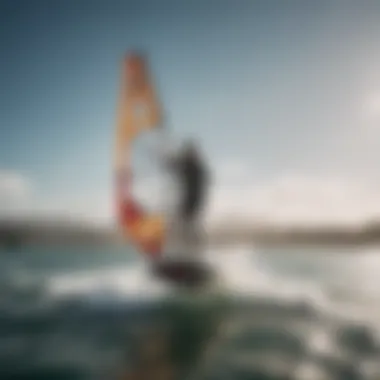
[152,138,211,286]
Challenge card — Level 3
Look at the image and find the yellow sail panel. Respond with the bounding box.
[114,53,166,259]
[115,54,162,171]
[124,54,162,128]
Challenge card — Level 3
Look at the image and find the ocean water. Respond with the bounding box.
[1,244,380,379]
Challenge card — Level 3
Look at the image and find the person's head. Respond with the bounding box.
[180,139,200,160]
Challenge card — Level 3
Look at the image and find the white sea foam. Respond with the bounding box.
[43,245,380,328]
[46,246,324,305]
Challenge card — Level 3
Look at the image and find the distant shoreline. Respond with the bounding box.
[2,218,380,249]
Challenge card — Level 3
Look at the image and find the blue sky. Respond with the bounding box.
[2,0,380,224]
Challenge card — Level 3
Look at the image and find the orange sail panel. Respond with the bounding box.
[114,53,165,259]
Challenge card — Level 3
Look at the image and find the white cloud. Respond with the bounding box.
[3,162,380,231]
[206,160,380,229]
[28,191,114,227]
[0,170,32,205]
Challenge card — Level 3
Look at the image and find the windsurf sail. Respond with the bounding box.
[114,53,165,259]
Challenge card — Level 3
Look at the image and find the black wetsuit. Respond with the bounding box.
[175,151,208,222]
[152,147,210,287]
